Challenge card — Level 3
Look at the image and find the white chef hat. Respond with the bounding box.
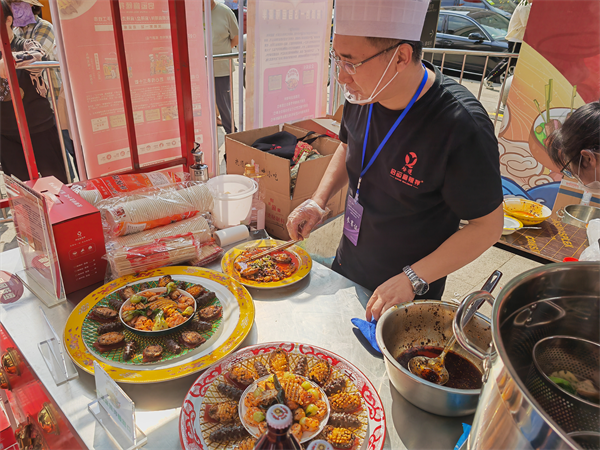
[335,0,429,41]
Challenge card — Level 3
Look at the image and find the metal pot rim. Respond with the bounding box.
[490,262,600,446]
[376,299,490,394]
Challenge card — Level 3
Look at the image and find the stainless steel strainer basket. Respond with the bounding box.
[568,432,600,450]
[525,336,600,434]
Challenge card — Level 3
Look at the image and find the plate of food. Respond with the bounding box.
[179,342,386,450]
[64,267,254,383]
[221,240,312,289]
[239,373,331,442]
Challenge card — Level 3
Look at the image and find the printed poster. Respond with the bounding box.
[246,0,334,128]
[499,0,600,209]
[55,0,214,178]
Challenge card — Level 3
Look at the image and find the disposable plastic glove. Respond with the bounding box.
[286,199,329,240]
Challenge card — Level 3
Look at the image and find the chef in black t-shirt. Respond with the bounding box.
[286,0,504,321]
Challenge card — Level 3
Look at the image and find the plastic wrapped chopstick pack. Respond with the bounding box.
[70,172,191,206]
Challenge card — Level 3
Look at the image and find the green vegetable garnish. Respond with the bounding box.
[549,376,577,395]
[253,387,264,398]
[253,411,265,422]
[121,309,145,322]
[152,310,168,331]
[301,381,312,391]
[166,282,177,296]
[273,374,286,405]
[305,404,318,416]
[182,306,194,317]
[130,294,144,304]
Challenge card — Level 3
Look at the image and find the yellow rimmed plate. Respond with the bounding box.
[63,266,254,384]
[221,239,312,289]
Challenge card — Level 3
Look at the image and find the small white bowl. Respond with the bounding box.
[503,215,524,235]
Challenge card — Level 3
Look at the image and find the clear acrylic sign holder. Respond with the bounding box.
[88,362,147,450]
[37,307,78,386]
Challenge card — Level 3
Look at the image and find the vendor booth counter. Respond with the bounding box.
[0,246,469,450]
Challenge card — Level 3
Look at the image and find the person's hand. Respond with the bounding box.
[366,273,415,321]
[0,60,7,79]
[286,199,329,240]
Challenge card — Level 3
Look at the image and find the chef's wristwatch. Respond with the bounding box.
[403,265,429,296]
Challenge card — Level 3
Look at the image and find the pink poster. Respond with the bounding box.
[246,0,333,128]
[57,0,213,178]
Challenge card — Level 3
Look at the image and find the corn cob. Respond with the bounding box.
[269,349,289,373]
[329,393,362,413]
[309,361,331,386]
[324,425,355,449]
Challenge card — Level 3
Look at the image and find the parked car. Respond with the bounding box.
[431,7,515,81]
[440,0,517,19]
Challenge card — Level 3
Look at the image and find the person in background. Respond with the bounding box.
[10,0,77,180]
[208,0,238,134]
[546,101,600,194]
[0,0,68,183]
[224,0,238,20]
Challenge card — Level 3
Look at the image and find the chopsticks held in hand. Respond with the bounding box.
[238,240,299,263]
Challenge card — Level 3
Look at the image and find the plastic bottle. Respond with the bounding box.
[243,162,266,230]
[253,404,302,450]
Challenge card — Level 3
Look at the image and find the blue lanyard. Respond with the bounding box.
[356,66,429,201]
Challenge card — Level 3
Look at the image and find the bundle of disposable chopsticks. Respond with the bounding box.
[238,240,299,263]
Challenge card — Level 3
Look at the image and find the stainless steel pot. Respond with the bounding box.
[375,299,492,416]
[557,204,600,228]
[453,262,600,449]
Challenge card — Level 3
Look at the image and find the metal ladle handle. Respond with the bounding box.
[441,270,502,363]
[452,270,502,360]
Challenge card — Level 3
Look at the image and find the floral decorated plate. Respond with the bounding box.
[179,342,386,450]
[63,266,254,384]
[221,240,312,290]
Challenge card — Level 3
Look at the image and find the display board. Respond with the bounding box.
[498,0,599,209]
[55,0,214,178]
[245,0,334,128]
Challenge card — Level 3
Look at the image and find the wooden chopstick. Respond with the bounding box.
[239,240,299,263]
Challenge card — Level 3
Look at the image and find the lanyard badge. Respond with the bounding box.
[343,66,428,246]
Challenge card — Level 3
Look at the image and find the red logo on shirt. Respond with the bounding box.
[390,152,423,188]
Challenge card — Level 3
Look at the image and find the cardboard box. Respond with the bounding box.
[26,177,107,294]
[292,106,343,140]
[226,124,347,240]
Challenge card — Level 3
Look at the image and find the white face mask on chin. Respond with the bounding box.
[576,151,600,194]
[343,47,400,105]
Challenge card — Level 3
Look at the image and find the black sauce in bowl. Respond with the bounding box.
[396,346,483,390]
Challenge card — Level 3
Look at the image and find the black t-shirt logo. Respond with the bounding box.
[390,152,423,188]
[402,152,418,175]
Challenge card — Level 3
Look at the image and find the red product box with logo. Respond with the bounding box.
[0,406,17,450]
[25,177,106,295]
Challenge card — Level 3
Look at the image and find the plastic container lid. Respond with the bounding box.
[265,404,293,430]
[307,440,334,450]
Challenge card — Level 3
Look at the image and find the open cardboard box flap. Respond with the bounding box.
[226,124,340,198]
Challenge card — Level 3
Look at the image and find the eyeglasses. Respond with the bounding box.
[329,42,403,76]
[560,153,580,179]
[560,149,599,180]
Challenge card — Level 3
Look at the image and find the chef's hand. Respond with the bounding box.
[286,199,329,241]
[366,273,415,321]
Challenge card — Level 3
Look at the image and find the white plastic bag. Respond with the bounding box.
[579,219,600,261]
